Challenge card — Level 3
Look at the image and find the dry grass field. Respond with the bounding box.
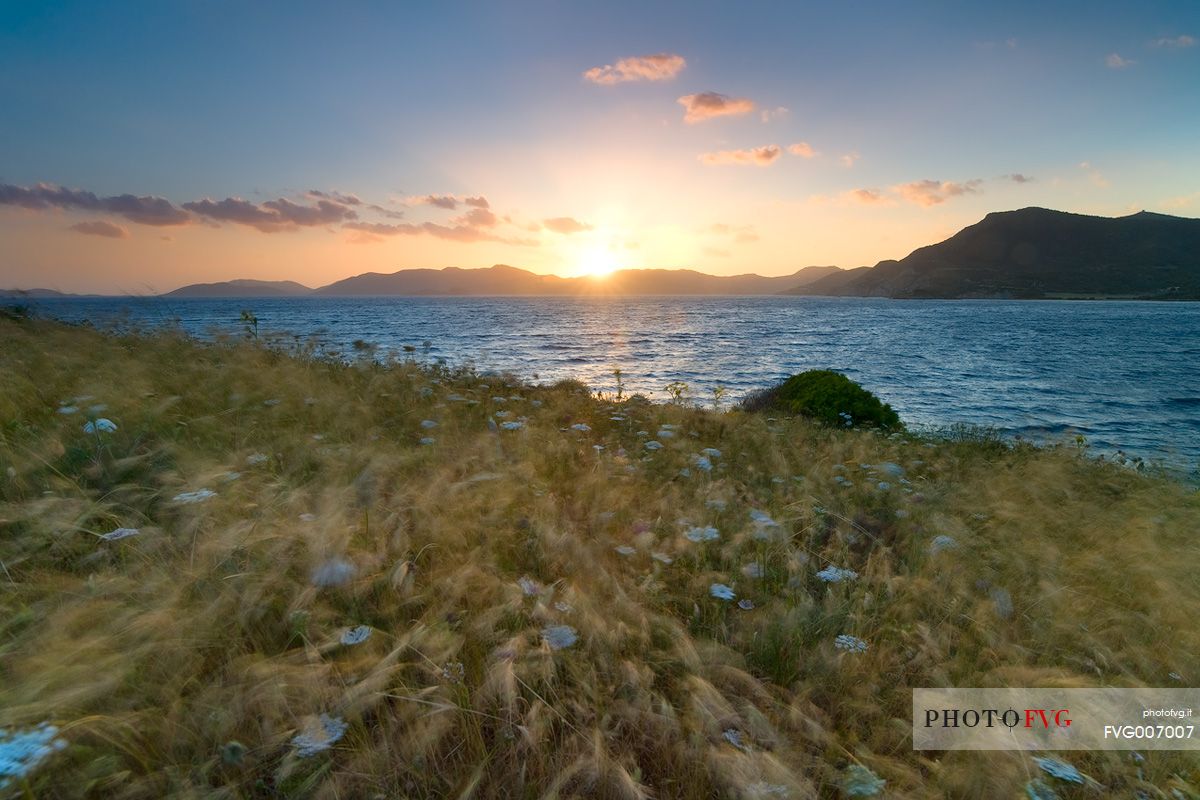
[1,316,1198,798]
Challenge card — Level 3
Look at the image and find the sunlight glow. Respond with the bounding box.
[573,242,621,278]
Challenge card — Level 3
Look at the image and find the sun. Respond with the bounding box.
[574,244,619,279]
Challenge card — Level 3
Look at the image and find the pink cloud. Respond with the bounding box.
[69,220,129,238]
[677,92,755,123]
[584,53,686,85]
[892,179,983,206]
[699,145,781,166]
[542,216,593,234]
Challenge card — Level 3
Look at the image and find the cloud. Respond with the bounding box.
[706,223,758,243]
[464,196,490,209]
[677,92,755,123]
[760,106,789,123]
[1078,162,1110,188]
[699,145,781,166]
[787,141,817,158]
[893,179,983,206]
[453,207,498,227]
[815,188,896,207]
[1161,191,1200,210]
[343,220,536,246]
[1002,173,1035,183]
[1106,53,1135,69]
[1151,35,1195,48]
[418,194,457,210]
[183,196,357,232]
[584,53,686,85]
[702,246,731,258]
[69,220,129,238]
[307,189,362,205]
[840,152,860,168]
[542,216,593,234]
[366,203,405,219]
[850,189,891,205]
[0,182,190,226]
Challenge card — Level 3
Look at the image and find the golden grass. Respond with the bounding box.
[1,317,1198,798]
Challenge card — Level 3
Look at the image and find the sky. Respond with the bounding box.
[1,0,1198,293]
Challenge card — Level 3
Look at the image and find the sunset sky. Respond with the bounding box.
[2,1,1198,293]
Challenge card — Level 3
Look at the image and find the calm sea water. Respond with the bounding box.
[27,296,1200,469]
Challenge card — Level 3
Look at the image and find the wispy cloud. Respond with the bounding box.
[760,106,789,123]
[706,223,758,243]
[1078,162,1110,188]
[343,220,537,245]
[1001,173,1036,183]
[464,196,490,209]
[1161,191,1200,210]
[840,152,860,168]
[787,141,817,158]
[702,246,731,258]
[542,216,593,234]
[307,189,361,205]
[69,220,129,238]
[1151,35,1195,48]
[699,145,781,166]
[584,53,686,85]
[421,194,459,210]
[183,196,357,232]
[893,179,983,206]
[1106,53,1136,69]
[0,182,190,226]
[677,92,755,123]
[848,188,893,205]
[453,207,498,227]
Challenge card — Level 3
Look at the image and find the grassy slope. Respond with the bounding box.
[1,318,1198,799]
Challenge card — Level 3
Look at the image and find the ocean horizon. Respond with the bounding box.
[29,294,1200,470]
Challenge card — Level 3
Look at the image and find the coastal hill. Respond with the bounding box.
[157,264,840,297]
[314,264,839,296]
[791,207,1200,299]
[163,279,314,297]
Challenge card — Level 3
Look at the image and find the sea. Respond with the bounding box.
[23,295,1200,471]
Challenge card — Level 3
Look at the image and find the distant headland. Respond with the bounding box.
[6,208,1198,300]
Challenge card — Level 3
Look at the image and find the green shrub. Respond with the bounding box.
[742,369,902,430]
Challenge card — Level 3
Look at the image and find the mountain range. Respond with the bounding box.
[792,207,1200,299]
[6,208,1199,300]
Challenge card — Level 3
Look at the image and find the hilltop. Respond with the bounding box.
[792,208,1200,299]
[162,265,841,297]
[163,279,314,298]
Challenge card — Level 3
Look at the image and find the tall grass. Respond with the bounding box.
[1,317,1198,798]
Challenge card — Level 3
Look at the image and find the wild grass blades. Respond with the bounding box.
[1,317,1199,797]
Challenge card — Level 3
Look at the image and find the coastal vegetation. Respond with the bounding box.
[1,316,1199,798]
[740,371,902,432]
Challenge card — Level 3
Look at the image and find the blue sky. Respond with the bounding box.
[1,0,1197,291]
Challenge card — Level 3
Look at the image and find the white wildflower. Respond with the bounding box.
[710,583,736,601]
[173,488,216,504]
[684,526,720,542]
[98,527,139,542]
[291,714,347,757]
[541,625,578,650]
[340,625,372,646]
[834,634,869,653]
[816,566,858,583]
[311,558,356,588]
